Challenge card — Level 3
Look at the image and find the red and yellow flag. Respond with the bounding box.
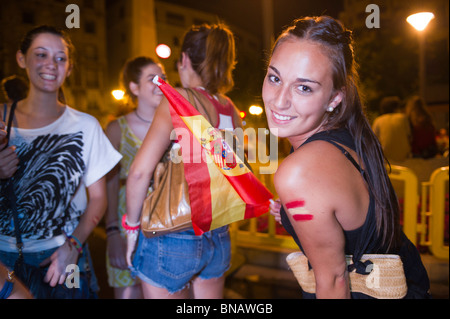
[153,76,273,235]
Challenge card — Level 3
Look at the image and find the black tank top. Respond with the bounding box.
[280,128,381,257]
[280,128,431,298]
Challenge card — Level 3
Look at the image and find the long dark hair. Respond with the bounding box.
[272,16,401,251]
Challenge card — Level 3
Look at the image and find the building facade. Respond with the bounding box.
[0,0,109,124]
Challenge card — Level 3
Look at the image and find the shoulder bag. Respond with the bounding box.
[140,89,209,237]
[286,251,407,299]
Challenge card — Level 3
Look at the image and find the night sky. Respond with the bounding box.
[160,0,344,38]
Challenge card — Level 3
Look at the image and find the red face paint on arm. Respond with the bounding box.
[285,200,313,221]
[292,214,313,221]
[285,200,305,209]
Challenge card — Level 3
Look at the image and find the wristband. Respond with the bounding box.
[122,215,140,232]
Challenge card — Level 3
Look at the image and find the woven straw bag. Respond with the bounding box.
[286,251,408,299]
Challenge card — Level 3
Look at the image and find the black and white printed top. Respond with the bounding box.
[0,106,121,252]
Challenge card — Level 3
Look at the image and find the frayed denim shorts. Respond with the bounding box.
[131,226,231,294]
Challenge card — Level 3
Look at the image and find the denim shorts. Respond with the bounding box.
[132,226,231,294]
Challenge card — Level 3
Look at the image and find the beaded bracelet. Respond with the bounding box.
[63,231,83,254]
[121,215,140,233]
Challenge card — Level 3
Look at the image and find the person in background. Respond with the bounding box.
[405,95,438,159]
[265,16,430,299]
[105,56,166,299]
[125,23,242,299]
[0,25,121,298]
[436,128,449,157]
[372,96,411,163]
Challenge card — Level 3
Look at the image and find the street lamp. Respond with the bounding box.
[112,89,125,101]
[156,44,171,59]
[406,12,435,31]
[406,12,435,100]
[249,105,263,116]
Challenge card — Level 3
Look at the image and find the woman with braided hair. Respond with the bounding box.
[266,16,430,299]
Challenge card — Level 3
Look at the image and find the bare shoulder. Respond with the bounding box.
[275,140,355,211]
[105,119,121,148]
[275,142,347,256]
[275,140,343,186]
[105,118,120,135]
[276,139,369,230]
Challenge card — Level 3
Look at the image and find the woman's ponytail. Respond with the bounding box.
[182,23,236,94]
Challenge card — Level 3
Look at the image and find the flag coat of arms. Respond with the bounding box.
[153,76,273,235]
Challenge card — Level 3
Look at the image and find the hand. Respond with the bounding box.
[40,241,79,287]
[269,199,282,224]
[125,231,139,268]
[107,232,129,270]
[0,120,19,179]
[0,144,19,179]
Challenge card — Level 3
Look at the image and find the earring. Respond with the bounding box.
[327,106,334,112]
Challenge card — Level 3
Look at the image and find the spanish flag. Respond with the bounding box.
[153,76,273,235]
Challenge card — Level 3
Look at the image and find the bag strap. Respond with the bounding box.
[2,100,18,151]
[185,88,213,124]
[1,101,23,256]
[2,103,7,122]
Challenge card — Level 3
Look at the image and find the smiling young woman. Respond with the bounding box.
[265,16,431,299]
[13,27,74,129]
[0,25,121,299]
[263,39,343,148]
[104,56,167,299]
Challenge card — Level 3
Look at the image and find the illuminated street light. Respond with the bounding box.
[249,105,263,116]
[406,12,435,100]
[406,12,435,31]
[112,89,125,100]
[156,44,171,59]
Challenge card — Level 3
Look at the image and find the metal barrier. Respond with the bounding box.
[423,167,449,260]
[229,165,449,265]
[388,165,420,245]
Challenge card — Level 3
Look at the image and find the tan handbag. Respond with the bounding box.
[140,144,192,237]
[139,88,249,237]
[139,89,207,237]
[286,251,408,299]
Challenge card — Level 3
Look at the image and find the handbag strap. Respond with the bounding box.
[2,100,17,151]
[1,101,24,256]
[185,88,213,124]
